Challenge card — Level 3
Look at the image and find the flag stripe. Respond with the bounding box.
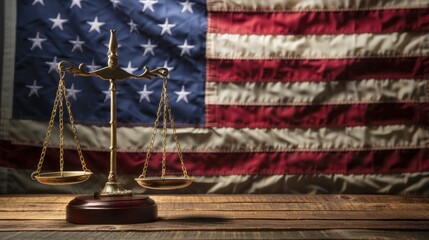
[207,32,429,60]
[3,0,429,195]
[209,9,429,35]
[3,140,427,174]
[206,103,429,128]
[206,79,429,106]
[9,120,429,152]
[207,57,429,82]
[4,166,429,194]
[207,0,429,12]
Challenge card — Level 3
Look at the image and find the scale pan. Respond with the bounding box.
[34,171,93,185]
[135,177,192,190]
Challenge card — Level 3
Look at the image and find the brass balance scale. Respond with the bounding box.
[30,30,192,224]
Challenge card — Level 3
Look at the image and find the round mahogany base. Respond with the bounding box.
[66,194,158,224]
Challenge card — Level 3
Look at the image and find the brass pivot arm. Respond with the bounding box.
[58,61,168,81]
[58,29,169,81]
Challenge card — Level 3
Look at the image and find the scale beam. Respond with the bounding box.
[58,30,168,81]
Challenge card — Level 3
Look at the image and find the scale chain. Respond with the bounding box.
[139,76,189,179]
[139,79,164,178]
[164,79,189,179]
[59,77,65,176]
[161,77,168,179]
[31,80,63,179]
[31,70,90,179]
[60,71,89,173]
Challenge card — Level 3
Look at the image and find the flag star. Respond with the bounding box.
[28,32,47,50]
[158,18,176,36]
[140,39,157,56]
[70,0,84,8]
[69,36,85,52]
[26,80,43,98]
[102,90,119,103]
[163,60,174,73]
[140,0,158,12]
[49,13,68,31]
[86,59,101,72]
[137,84,154,103]
[111,0,121,9]
[66,83,82,100]
[87,16,105,33]
[128,19,139,33]
[178,39,195,57]
[123,61,138,74]
[174,85,191,103]
[179,0,195,13]
[45,56,59,73]
[32,0,44,6]
[102,90,111,103]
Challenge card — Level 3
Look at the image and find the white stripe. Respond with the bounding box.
[185,173,429,194]
[206,79,429,106]
[0,1,16,140]
[3,167,429,194]
[207,32,429,60]
[207,0,429,12]
[9,120,429,152]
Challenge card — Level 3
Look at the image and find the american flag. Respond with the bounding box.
[1,0,429,194]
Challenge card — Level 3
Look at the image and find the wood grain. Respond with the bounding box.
[1,194,428,203]
[0,194,428,239]
[1,230,428,240]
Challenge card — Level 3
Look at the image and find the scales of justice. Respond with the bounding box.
[30,30,192,224]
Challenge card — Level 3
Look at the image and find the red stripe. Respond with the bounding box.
[207,57,429,82]
[2,141,427,175]
[206,103,429,128]
[209,9,429,35]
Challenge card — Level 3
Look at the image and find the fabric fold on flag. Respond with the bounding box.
[1,0,429,194]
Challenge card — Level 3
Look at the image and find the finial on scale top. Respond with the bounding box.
[108,29,118,69]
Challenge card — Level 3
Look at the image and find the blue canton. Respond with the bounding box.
[14,0,207,126]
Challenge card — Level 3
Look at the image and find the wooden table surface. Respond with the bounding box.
[0,194,428,239]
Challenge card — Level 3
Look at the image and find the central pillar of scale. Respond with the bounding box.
[66,195,157,224]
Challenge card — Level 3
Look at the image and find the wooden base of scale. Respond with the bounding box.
[66,195,157,224]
